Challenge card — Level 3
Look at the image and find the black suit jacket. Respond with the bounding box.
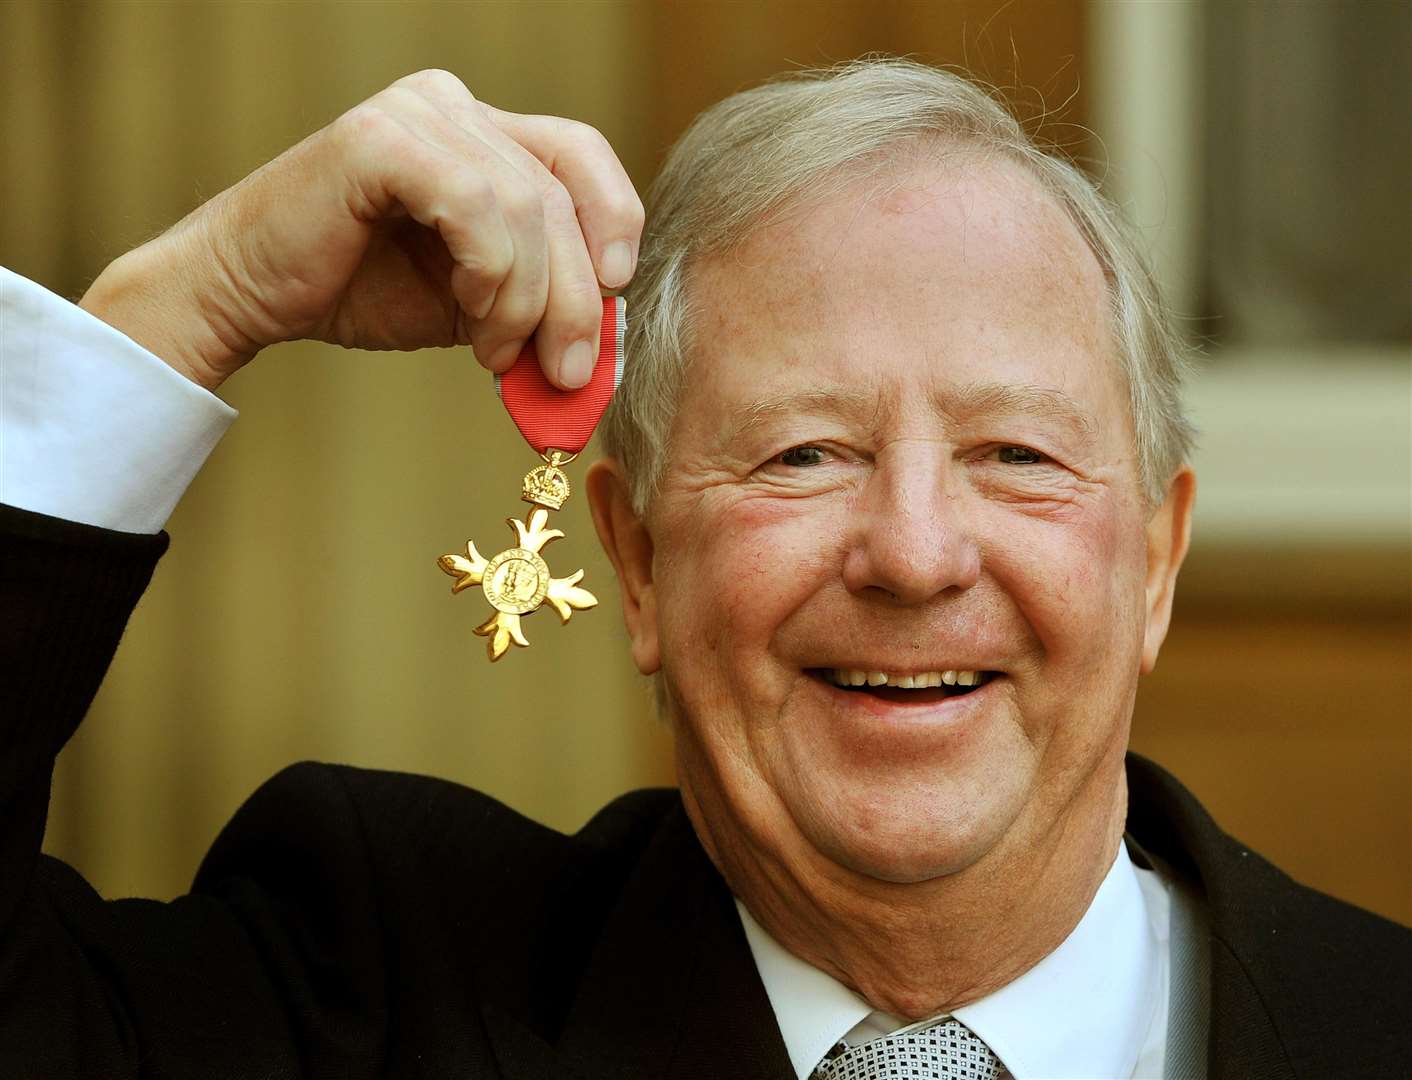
[2,502,1408,1078]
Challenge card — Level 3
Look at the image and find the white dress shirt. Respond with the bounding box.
[0,265,234,533]
[737,845,1173,1079]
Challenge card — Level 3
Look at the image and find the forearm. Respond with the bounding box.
[0,264,230,882]
[0,505,167,755]
[0,506,167,931]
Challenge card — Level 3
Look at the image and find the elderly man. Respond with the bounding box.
[1,60,1406,1079]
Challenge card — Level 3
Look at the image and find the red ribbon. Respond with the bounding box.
[494,296,625,456]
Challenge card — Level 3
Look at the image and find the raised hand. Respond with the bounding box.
[80,69,643,391]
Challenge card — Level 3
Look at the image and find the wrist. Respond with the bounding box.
[79,230,256,392]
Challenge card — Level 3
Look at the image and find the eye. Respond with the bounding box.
[996,445,1048,465]
[776,445,829,467]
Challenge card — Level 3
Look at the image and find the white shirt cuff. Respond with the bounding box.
[0,265,236,534]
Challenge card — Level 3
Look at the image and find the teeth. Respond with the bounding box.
[822,669,987,689]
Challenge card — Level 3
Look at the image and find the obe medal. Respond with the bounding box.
[438,449,596,661]
[438,297,625,662]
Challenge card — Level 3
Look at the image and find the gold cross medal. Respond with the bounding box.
[438,297,626,662]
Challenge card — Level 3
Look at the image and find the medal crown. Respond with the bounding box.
[522,463,570,510]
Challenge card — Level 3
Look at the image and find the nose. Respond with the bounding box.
[840,445,981,604]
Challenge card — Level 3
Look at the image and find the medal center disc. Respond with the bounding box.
[482,548,550,615]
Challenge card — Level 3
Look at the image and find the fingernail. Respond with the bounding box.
[561,339,595,388]
[599,240,634,289]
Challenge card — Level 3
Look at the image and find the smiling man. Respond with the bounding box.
[594,144,1182,1030]
[586,69,1200,1076]
[1,59,1408,1079]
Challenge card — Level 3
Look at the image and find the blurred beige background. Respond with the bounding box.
[2,0,1407,924]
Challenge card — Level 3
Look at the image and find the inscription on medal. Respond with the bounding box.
[482,548,550,614]
[434,301,623,665]
[438,496,598,662]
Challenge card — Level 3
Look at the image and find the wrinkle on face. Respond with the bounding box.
[632,152,1157,1012]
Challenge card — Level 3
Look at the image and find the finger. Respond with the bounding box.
[390,73,546,206]
[388,75,606,386]
[533,177,609,389]
[467,175,549,376]
[359,88,551,370]
[483,106,645,290]
[336,105,516,330]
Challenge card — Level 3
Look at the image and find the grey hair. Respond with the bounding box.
[599,57,1195,511]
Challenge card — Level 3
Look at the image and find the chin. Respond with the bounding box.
[791,772,1032,884]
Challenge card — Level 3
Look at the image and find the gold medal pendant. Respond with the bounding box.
[437,449,598,662]
[440,296,624,663]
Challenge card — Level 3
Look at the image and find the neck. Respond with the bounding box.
[683,754,1129,1019]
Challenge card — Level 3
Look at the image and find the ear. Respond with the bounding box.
[586,458,660,675]
[1140,467,1196,674]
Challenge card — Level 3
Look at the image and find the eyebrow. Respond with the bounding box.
[720,380,1095,446]
[723,387,880,444]
[942,382,1096,437]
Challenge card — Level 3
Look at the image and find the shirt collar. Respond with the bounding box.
[736,898,873,1079]
[736,844,1163,1080]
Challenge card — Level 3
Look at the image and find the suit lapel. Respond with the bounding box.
[479,1004,600,1080]
[1126,755,1296,1080]
[485,759,1308,1079]
[486,798,793,1080]
[668,867,798,1080]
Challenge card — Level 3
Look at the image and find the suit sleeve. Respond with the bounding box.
[0,272,397,1076]
[0,504,400,1077]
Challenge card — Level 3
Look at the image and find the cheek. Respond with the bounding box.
[659,495,842,660]
[990,502,1148,783]
[994,498,1144,661]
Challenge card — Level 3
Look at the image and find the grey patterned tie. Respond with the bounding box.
[811,1017,1004,1080]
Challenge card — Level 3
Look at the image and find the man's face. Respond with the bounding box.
[612,156,1178,887]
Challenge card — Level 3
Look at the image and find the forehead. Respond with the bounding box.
[679,153,1122,424]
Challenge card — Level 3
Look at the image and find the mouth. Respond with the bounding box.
[805,667,998,705]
